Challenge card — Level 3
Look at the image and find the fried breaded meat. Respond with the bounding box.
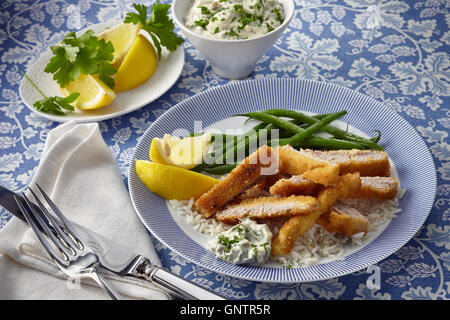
[317,201,369,236]
[271,173,362,256]
[192,143,398,259]
[270,175,398,199]
[300,149,390,177]
[216,195,317,224]
[193,145,278,218]
[277,145,340,186]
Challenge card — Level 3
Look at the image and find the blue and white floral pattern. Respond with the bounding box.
[0,0,448,300]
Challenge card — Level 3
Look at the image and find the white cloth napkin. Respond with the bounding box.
[0,121,170,300]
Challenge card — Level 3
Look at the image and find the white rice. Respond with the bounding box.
[167,186,406,267]
[168,198,231,235]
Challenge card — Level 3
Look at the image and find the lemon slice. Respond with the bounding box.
[114,34,158,92]
[61,74,116,109]
[135,160,219,200]
[150,133,212,169]
[97,22,142,68]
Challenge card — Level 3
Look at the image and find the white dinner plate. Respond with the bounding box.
[19,21,184,123]
[128,78,436,283]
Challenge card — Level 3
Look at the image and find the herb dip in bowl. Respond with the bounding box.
[185,0,285,40]
[173,0,294,79]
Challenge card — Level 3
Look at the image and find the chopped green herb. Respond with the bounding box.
[272,8,283,23]
[252,245,258,257]
[194,19,209,30]
[199,6,211,15]
[261,242,269,254]
[232,223,249,234]
[229,28,239,37]
[218,234,240,253]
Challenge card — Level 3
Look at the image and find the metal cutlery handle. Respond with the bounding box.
[130,257,224,300]
[151,267,224,300]
[90,271,122,300]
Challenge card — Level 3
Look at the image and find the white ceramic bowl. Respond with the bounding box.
[172,0,294,79]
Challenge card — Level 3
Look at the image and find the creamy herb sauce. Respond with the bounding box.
[207,218,272,265]
[185,0,285,40]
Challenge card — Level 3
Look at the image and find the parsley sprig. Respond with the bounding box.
[124,2,184,59]
[44,30,116,89]
[21,72,79,115]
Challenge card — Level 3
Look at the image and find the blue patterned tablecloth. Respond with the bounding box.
[0,0,448,300]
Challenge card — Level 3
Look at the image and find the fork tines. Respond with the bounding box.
[14,184,82,264]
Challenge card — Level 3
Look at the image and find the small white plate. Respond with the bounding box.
[19,21,185,123]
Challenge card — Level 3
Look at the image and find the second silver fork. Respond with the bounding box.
[14,184,122,300]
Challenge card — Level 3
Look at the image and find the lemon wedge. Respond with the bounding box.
[114,34,158,92]
[97,22,142,68]
[150,134,181,165]
[135,160,218,200]
[61,74,116,110]
[150,133,212,169]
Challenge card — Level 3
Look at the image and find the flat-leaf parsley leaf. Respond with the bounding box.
[21,71,79,115]
[124,2,184,59]
[44,30,116,89]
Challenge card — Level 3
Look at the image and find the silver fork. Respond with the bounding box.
[14,184,122,300]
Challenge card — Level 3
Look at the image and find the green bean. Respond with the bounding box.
[222,130,257,164]
[193,109,373,174]
[204,121,266,165]
[236,112,306,134]
[189,132,205,137]
[263,119,310,139]
[263,111,366,150]
[203,163,237,175]
[220,120,290,165]
[300,137,366,149]
[190,163,209,172]
[236,112,347,152]
[189,132,238,141]
[287,111,347,146]
[193,117,310,171]
[370,130,381,143]
[263,109,384,150]
[238,111,348,142]
[270,136,366,150]
[312,113,333,120]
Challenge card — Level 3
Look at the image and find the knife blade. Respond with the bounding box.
[0,186,224,300]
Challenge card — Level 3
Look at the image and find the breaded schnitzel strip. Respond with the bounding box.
[270,175,398,199]
[357,176,398,199]
[277,145,339,186]
[216,195,317,225]
[194,145,278,218]
[271,173,361,256]
[300,149,390,177]
[231,173,284,204]
[231,185,270,204]
[317,201,368,236]
[269,175,323,197]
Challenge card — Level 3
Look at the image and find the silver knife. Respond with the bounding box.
[0,186,224,300]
